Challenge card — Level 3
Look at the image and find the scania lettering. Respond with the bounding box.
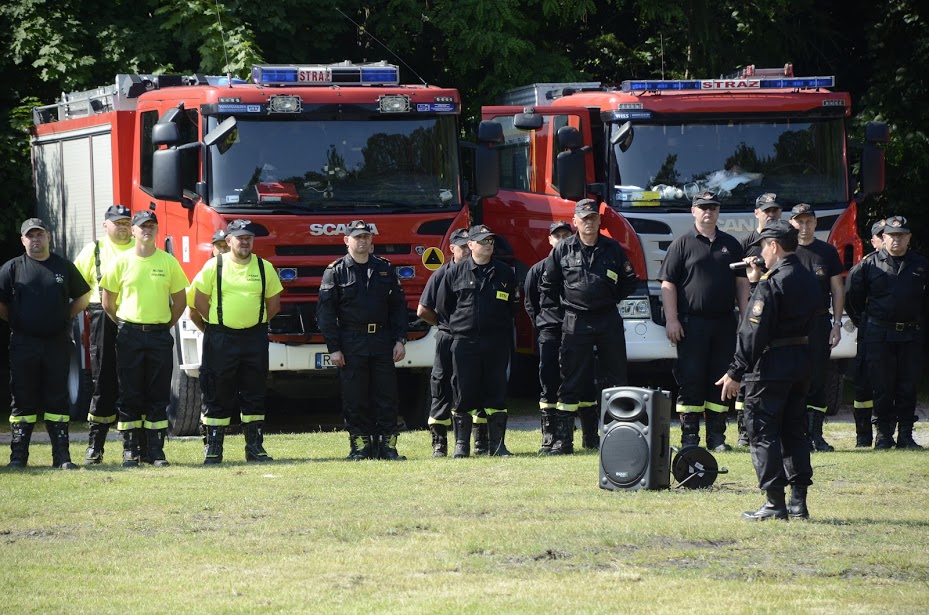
[309,222,381,236]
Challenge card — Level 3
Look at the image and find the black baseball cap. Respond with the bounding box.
[346,220,373,237]
[692,191,720,208]
[789,203,816,219]
[131,210,157,226]
[575,199,599,218]
[212,229,228,244]
[755,193,781,210]
[20,218,48,235]
[882,215,910,234]
[468,225,495,242]
[751,220,799,246]
[870,219,886,237]
[105,204,131,222]
[449,228,470,247]
[226,219,255,237]
[549,221,572,235]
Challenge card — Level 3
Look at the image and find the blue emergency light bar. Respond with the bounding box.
[251,62,400,86]
[621,76,835,93]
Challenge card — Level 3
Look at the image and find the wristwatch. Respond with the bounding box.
[833,320,843,327]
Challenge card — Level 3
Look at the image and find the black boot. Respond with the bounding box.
[549,410,575,455]
[873,418,896,450]
[121,429,141,467]
[680,413,701,447]
[896,418,923,449]
[203,426,224,464]
[46,421,78,470]
[852,408,873,448]
[472,418,489,456]
[8,422,34,468]
[579,405,600,450]
[452,412,473,458]
[807,410,834,452]
[380,434,407,461]
[487,412,513,457]
[429,424,448,458]
[143,428,170,467]
[705,412,732,452]
[539,410,556,455]
[346,434,374,461]
[84,422,110,465]
[735,408,750,447]
[742,488,788,521]
[244,422,273,462]
[788,484,810,520]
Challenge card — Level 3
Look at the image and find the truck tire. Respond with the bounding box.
[168,326,201,436]
[398,370,430,430]
[824,361,844,416]
[68,337,93,422]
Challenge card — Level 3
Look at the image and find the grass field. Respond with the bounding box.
[2,421,928,614]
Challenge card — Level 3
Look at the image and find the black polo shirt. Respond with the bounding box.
[741,229,763,260]
[658,226,745,317]
[419,263,450,333]
[795,239,844,311]
[0,253,90,337]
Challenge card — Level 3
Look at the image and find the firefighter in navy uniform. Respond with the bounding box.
[789,204,846,452]
[73,204,135,464]
[0,218,91,468]
[735,193,782,447]
[193,219,283,463]
[718,220,820,521]
[417,228,470,457]
[846,220,885,447]
[659,191,750,451]
[524,221,575,453]
[846,215,929,450]
[437,225,519,458]
[540,200,638,455]
[317,220,408,461]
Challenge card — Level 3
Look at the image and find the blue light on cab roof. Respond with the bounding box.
[621,76,835,93]
[252,62,400,87]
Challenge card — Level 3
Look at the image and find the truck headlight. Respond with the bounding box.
[619,297,651,319]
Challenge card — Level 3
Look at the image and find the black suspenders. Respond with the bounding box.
[215,255,266,328]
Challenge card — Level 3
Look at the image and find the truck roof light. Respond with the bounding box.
[621,76,834,93]
[378,95,411,113]
[268,95,302,113]
[251,61,400,86]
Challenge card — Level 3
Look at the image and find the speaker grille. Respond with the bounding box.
[600,425,649,487]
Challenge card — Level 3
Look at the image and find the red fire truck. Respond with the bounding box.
[30,61,471,434]
[479,65,889,411]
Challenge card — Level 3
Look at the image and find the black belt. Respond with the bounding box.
[87,303,104,311]
[205,323,267,334]
[768,336,809,348]
[117,320,169,332]
[342,323,386,334]
[868,317,920,332]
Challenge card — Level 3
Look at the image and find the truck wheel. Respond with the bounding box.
[68,339,93,422]
[824,361,844,416]
[168,326,201,436]
[398,370,430,430]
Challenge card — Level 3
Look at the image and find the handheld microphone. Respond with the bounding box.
[729,256,764,271]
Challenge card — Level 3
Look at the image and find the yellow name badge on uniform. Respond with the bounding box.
[606,269,618,282]
[496,291,510,301]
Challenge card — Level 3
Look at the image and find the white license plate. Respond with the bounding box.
[315,353,335,369]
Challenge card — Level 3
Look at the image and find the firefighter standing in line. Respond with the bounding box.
[847,219,885,447]
[0,218,91,468]
[718,220,820,521]
[187,230,230,333]
[417,228,470,457]
[540,200,638,455]
[437,224,519,457]
[735,193,782,447]
[659,191,750,451]
[845,215,928,449]
[101,210,188,467]
[317,220,408,461]
[524,221,577,454]
[789,204,845,452]
[194,219,282,464]
[73,204,135,464]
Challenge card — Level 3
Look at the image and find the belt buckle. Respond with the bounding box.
[367,323,377,334]
[896,323,905,332]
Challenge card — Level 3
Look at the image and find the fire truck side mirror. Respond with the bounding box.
[473,121,502,198]
[152,149,183,201]
[865,121,890,144]
[557,126,583,150]
[514,113,543,131]
[152,123,181,146]
[477,121,504,145]
[557,150,587,201]
[860,121,889,198]
[610,121,635,152]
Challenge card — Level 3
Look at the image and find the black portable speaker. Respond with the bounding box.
[599,387,671,491]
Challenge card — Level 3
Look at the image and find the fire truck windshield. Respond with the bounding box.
[611,118,846,209]
[208,115,460,211]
